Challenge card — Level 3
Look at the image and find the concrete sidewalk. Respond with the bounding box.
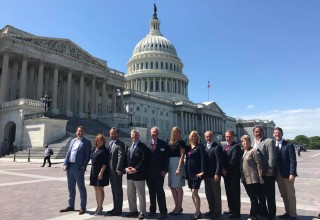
[0,150,319,220]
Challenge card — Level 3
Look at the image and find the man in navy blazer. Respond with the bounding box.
[222,130,242,219]
[125,129,149,219]
[203,130,223,218]
[274,127,297,220]
[146,127,169,219]
[60,126,92,215]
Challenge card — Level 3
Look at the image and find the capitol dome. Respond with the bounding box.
[125,4,189,101]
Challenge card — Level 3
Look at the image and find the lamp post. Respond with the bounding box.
[128,108,134,127]
[41,92,52,117]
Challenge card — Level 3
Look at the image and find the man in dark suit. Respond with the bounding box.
[60,126,92,215]
[125,129,149,219]
[204,130,223,218]
[222,129,241,219]
[146,127,169,219]
[107,127,126,216]
[274,127,297,220]
[253,125,277,219]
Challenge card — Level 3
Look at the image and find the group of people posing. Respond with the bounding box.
[59,125,297,220]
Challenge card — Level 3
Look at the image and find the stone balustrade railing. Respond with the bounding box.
[0,98,44,109]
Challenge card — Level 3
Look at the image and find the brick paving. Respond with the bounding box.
[0,150,319,220]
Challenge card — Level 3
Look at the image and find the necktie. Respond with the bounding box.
[151,140,156,152]
[130,143,135,158]
[207,144,211,150]
[109,141,114,151]
[225,144,230,151]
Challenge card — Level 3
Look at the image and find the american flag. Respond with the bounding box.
[207,80,211,89]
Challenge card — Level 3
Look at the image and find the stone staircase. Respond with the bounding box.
[3,116,133,160]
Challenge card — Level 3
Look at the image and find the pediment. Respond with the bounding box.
[203,101,225,114]
[10,35,107,68]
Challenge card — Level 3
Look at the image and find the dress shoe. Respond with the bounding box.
[160,213,168,219]
[278,213,290,219]
[107,209,114,214]
[191,212,201,220]
[79,208,86,215]
[138,213,145,219]
[223,210,232,215]
[41,165,44,167]
[125,211,139,217]
[228,214,241,219]
[60,207,74,212]
[205,211,213,216]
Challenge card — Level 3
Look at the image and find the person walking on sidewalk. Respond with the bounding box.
[41,144,52,167]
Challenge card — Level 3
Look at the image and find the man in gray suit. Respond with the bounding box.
[253,126,277,219]
[60,126,92,215]
[107,127,126,216]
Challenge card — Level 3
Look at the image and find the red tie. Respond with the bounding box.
[152,144,156,152]
[225,144,230,151]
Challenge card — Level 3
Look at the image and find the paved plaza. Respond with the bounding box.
[0,150,319,220]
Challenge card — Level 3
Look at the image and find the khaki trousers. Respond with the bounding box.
[127,179,146,214]
[276,171,297,217]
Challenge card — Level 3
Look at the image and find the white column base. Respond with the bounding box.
[66,110,73,117]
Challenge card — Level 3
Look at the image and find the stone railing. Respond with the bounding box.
[0,98,44,109]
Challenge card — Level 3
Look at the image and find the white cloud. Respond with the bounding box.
[235,107,320,139]
[246,105,254,109]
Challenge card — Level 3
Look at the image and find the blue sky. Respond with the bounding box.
[1,0,319,139]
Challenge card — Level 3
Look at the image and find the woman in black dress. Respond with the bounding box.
[185,131,205,220]
[90,134,109,215]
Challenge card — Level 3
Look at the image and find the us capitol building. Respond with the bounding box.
[0,5,275,155]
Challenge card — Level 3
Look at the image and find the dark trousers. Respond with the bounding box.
[223,173,241,215]
[204,177,222,215]
[43,156,51,166]
[244,183,260,218]
[257,176,276,217]
[109,169,123,212]
[146,176,167,214]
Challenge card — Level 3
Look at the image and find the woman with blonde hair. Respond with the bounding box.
[168,127,186,215]
[90,134,110,215]
[185,131,205,219]
[241,134,263,220]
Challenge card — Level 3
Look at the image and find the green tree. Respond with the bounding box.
[294,135,310,147]
[309,136,320,149]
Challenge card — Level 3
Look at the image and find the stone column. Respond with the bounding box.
[51,66,59,115]
[153,77,156,92]
[102,80,107,115]
[79,74,85,118]
[141,78,145,92]
[66,70,73,117]
[147,78,149,92]
[201,114,204,136]
[181,112,185,140]
[111,85,116,113]
[12,61,19,99]
[90,77,97,119]
[165,78,168,93]
[29,66,36,99]
[19,59,28,98]
[0,54,9,103]
[37,63,44,100]
[159,78,162,92]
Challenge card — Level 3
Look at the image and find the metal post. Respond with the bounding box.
[27,149,31,162]
[13,146,16,162]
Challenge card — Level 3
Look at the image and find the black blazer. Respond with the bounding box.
[222,141,241,176]
[125,141,149,181]
[185,144,205,180]
[204,141,223,177]
[277,140,297,178]
[147,138,169,177]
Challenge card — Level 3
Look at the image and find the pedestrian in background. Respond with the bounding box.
[41,144,52,167]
